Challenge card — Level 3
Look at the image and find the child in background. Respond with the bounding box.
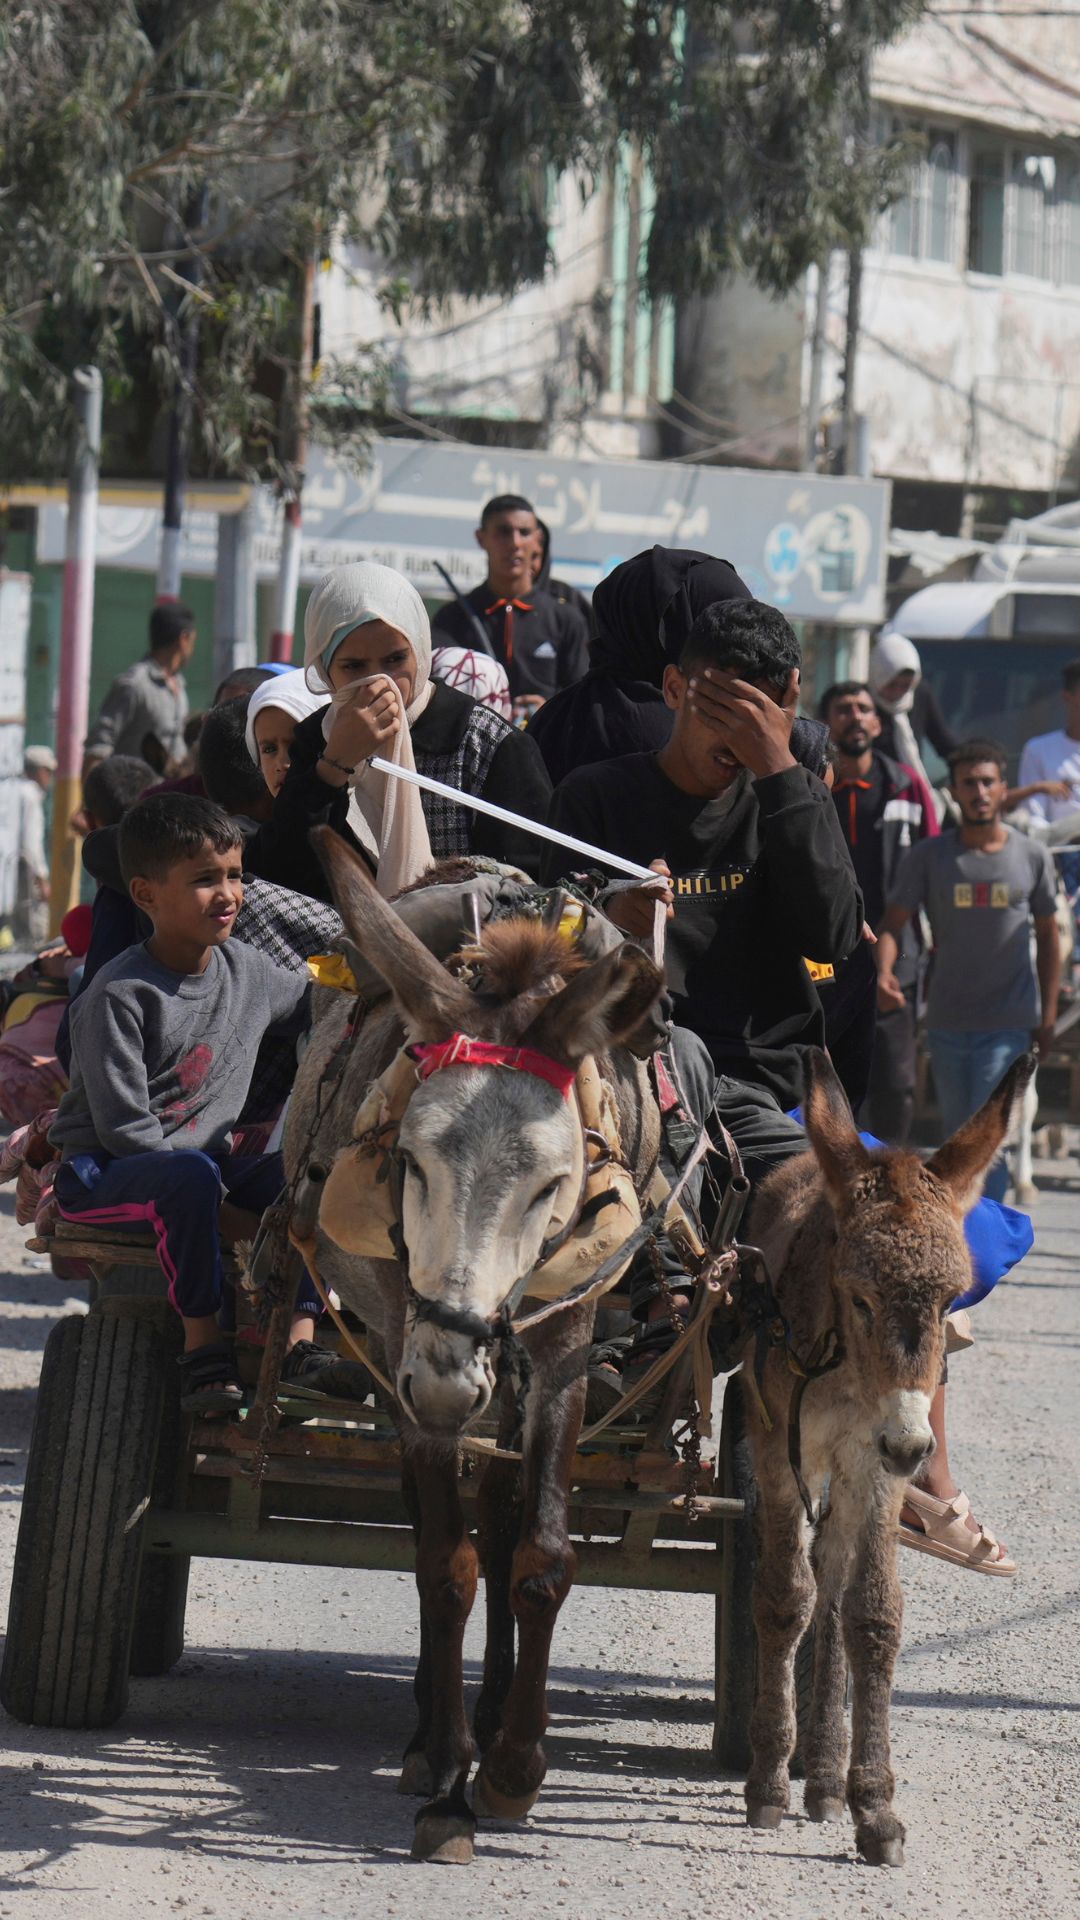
[74,755,157,837]
[49,793,356,1413]
[245,670,325,799]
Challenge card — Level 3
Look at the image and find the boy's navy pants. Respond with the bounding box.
[54,1148,320,1320]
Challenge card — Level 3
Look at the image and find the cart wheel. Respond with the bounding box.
[1,1308,168,1728]
[130,1552,190,1677]
[130,1326,189,1677]
[712,1374,757,1769]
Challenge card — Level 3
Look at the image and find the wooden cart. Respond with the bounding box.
[1,1223,763,1769]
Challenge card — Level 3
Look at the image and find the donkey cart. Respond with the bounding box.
[0,1219,763,1769]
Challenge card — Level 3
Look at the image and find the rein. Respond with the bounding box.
[743,1241,846,1525]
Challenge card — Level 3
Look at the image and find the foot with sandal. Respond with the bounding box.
[898,1378,1015,1577]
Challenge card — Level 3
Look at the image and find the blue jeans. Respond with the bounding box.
[926,1029,1030,1203]
[55,1149,320,1322]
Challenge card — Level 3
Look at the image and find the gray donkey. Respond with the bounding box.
[283,831,664,1864]
[742,1047,1032,1866]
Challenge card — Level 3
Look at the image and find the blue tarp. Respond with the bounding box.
[787,1114,1034,1310]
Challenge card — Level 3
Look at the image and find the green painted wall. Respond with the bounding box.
[22,563,220,753]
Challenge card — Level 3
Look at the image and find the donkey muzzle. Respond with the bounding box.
[398,1320,495,1433]
[876,1389,935,1478]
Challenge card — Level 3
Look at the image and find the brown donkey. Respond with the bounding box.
[742,1048,1033,1866]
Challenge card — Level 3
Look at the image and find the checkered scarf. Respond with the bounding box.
[416,703,513,859]
[234,878,344,1125]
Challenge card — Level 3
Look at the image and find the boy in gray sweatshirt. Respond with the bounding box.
[51,793,346,1413]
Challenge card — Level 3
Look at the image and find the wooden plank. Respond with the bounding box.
[144,1510,727,1591]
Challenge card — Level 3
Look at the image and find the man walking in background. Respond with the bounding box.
[877,738,1060,1201]
[84,603,195,774]
[1017,658,1080,827]
[12,746,56,947]
[823,679,937,1142]
[433,494,589,718]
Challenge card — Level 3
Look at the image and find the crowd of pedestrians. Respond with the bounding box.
[5,492,1077,1582]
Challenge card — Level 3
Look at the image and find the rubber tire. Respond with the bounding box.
[130,1328,189,1678]
[1,1309,168,1728]
[130,1552,190,1678]
[712,1374,758,1770]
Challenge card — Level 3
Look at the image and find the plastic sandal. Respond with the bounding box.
[178,1340,244,1415]
[898,1486,1016,1577]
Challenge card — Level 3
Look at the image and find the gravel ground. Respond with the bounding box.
[0,1162,1077,1920]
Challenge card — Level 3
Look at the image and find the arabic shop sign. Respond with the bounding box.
[35,439,890,624]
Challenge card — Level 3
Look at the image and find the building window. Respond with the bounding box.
[885,127,957,263]
[1012,152,1055,279]
[1062,167,1080,286]
[926,139,955,261]
[969,149,1005,275]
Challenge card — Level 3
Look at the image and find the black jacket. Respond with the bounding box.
[245,680,552,898]
[545,756,863,1108]
[433,582,590,701]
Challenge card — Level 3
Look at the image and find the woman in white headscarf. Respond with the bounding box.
[868,632,957,784]
[248,561,551,901]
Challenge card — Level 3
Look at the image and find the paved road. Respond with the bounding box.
[1,1163,1078,1920]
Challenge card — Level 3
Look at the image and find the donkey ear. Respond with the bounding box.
[310,828,473,1039]
[927,1050,1035,1214]
[519,943,665,1067]
[803,1048,872,1206]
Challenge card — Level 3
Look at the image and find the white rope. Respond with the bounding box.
[652,894,667,970]
[368,755,656,881]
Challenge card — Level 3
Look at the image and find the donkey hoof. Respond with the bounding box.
[858,1829,905,1868]
[473,1769,540,1823]
[398,1751,434,1797]
[412,1812,475,1865]
[746,1802,785,1830]
[805,1792,846,1823]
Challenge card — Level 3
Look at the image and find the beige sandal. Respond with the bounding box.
[898,1486,1016,1577]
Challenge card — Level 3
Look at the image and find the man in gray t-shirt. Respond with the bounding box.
[876,738,1060,1204]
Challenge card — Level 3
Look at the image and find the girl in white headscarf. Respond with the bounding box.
[248,561,551,902]
[868,632,957,785]
[245,669,326,797]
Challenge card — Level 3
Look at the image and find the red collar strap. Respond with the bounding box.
[410,1033,576,1097]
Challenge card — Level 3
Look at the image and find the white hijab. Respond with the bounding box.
[244,668,325,767]
[303,562,434,897]
[868,632,926,782]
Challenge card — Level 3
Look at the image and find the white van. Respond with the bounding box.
[885,574,1080,781]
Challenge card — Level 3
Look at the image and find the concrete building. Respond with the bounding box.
[319,161,674,464]
[673,0,1080,536]
[325,3,1080,540]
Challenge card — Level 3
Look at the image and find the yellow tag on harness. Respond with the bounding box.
[306,952,360,993]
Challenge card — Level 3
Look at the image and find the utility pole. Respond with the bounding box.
[212,499,257,688]
[804,257,829,471]
[838,35,871,478]
[269,253,317,662]
[50,367,102,930]
[839,245,863,477]
[156,188,209,603]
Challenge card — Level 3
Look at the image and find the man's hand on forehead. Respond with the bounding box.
[687,667,798,780]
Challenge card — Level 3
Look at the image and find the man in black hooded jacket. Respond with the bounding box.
[546,596,862,1414]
